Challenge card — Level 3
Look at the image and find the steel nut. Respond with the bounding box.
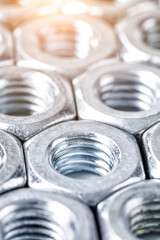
[62,0,157,24]
[24,120,145,206]
[0,66,75,141]
[73,62,160,136]
[97,180,160,240]
[116,10,160,67]
[0,130,26,194]
[14,14,117,80]
[0,23,13,66]
[142,122,160,179]
[0,188,98,240]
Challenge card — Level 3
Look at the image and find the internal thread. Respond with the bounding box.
[1,201,68,240]
[129,202,160,239]
[98,73,158,112]
[38,22,99,59]
[142,19,160,50]
[50,136,119,179]
[0,78,55,116]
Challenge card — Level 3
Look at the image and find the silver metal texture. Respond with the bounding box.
[0,66,75,141]
[97,180,160,240]
[0,188,98,240]
[0,23,13,66]
[0,0,59,28]
[73,62,160,136]
[14,14,117,80]
[61,0,157,24]
[24,120,145,206]
[142,122,160,179]
[0,130,26,194]
[116,9,160,67]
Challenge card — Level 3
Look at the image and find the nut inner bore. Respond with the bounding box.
[50,135,120,179]
[142,18,160,50]
[0,73,56,117]
[38,21,99,59]
[98,72,159,112]
[0,200,76,240]
[128,201,160,240]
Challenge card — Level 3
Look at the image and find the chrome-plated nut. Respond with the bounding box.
[142,122,160,179]
[116,10,160,67]
[0,23,13,66]
[0,130,26,194]
[0,66,75,141]
[62,0,157,24]
[73,62,160,135]
[14,14,117,79]
[0,0,59,28]
[0,188,98,240]
[97,180,160,240]
[24,120,145,206]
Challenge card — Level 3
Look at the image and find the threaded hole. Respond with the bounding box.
[129,201,160,239]
[0,73,56,117]
[38,21,99,59]
[142,19,160,50]
[50,135,120,179]
[98,72,159,112]
[0,200,76,240]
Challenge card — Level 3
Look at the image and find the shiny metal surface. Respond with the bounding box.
[97,180,160,240]
[0,66,75,140]
[0,188,98,240]
[117,10,160,66]
[24,120,145,206]
[14,14,117,79]
[62,0,157,24]
[0,23,13,66]
[0,130,26,194]
[142,122,160,179]
[73,62,160,135]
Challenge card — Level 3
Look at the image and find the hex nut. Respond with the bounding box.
[0,130,26,194]
[116,10,160,67]
[24,120,145,206]
[62,0,157,24]
[97,180,160,240]
[0,188,98,240]
[0,66,75,141]
[142,122,160,179]
[0,24,13,66]
[73,62,160,135]
[14,14,117,79]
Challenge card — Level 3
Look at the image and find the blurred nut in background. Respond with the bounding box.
[0,66,75,140]
[24,120,145,206]
[142,122,160,179]
[14,14,117,79]
[116,10,160,67]
[0,188,98,240]
[0,23,13,66]
[0,0,60,28]
[97,180,160,240]
[62,0,157,24]
[73,62,160,135]
[0,130,26,194]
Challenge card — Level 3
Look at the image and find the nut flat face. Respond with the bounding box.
[97,180,160,240]
[0,188,98,240]
[142,122,160,179]
[0,66,75,140]
[14,14,117,79]
[117,10,160,66]
[24,120,145,206]
[0,24,13,66]
[0,130,26,194]
[73,62,160,135]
